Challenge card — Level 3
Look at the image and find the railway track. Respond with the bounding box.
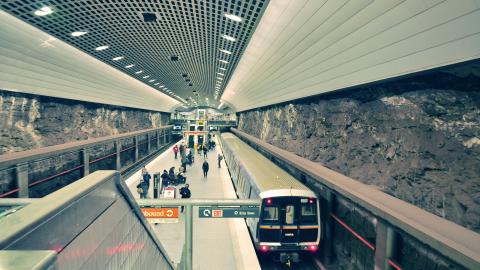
[259,253,325,270]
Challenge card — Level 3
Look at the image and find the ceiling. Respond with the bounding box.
[223,0,480,111]
[0,0,269,109]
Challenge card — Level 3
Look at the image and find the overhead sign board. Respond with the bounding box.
[199,205,260,218]
[141,207,179,223]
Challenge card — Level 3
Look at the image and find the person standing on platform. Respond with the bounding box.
[161,170,169,187]
[173,144,179,159]
[202,160,209,178]
[179,184,191,212]
[142,168,151,197]
[181,155,187,173]
[136,179,147,199]
[217,154,223,168]
[179,141,185,157]
[203,144,208,158]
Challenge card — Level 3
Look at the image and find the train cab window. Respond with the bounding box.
[301,204,317,223]
[285,205,295,224]
[262,206,278,223]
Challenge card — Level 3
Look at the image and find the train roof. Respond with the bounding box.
[221,133,313,196]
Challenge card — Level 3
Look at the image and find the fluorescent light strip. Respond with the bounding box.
[125,64,134,68]
[71,31,88,37]
[219,49,232,55]
[95,45,109,51]
[219,60,229,64]
[222,34,236,42]
[112,56,124,61]
[135,70,143,74]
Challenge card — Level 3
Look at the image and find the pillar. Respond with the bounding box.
[134,135,139,161]
[115,140,121,170]
[323,190,336,264]
[15,164,29,198]
[147,133,151,154]
[81,148,89,176]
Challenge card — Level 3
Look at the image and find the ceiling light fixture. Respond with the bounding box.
[219,67,227,71]
[125,64,134,68]
[219,60,229,64]
[71,31,88,37]
[95,45,109,51]
[112,56,124,61]
[217,73,224,76]
[222,34,236,42]
[149,79,155,82]
[219,49,232,55]
[143,75,150,78]
[34,6,53,16]
[135,70,143,74]
[155,83,159,85]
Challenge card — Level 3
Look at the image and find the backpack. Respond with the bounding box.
[136,182,144,194]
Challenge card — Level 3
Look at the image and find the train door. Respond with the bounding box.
[281,202,299,244]
[198,135,204,145]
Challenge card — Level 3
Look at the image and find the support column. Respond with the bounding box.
[15,164,29,198]
[115,140,121,171]
[147,133,151,154]
[81,148,89,176]
[168,130,171,143]
[374,220,394,270]
[185,204,193,270]
[156,130,160,149]
[134,135,139,162]
[323,190,336,264]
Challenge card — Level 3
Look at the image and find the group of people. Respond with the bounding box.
[137,133,225,212]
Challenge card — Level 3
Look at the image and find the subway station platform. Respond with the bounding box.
[125,137,260,270]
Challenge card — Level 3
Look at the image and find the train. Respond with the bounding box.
[220,132,321,264]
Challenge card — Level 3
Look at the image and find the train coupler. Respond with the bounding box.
[279,252,300,264]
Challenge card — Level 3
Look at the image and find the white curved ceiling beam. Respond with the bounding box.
[0,10,179,112]
[223,0,480,112]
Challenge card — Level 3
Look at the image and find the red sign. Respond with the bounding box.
[141,207,179,218]
[212,209,223,217]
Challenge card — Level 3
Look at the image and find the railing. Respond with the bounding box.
[0,126,172,198]
[231,128,480,270]
[0,171,174,270]
[208,120,237,126]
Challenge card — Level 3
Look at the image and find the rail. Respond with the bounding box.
[0,170,174,269]
[231,128,480,270]
[0,126,172,198]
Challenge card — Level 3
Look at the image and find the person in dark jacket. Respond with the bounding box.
[168,167,175,183]
[179,184,191,212]
[161,170,169,187]
[217,154,223,168]
[136,179,148,199]
[202,160,209,177]
[203,144,208,158]
[142,169,151,197]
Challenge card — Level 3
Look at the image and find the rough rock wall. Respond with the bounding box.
[0,90,170,154]
[238,65,480,233]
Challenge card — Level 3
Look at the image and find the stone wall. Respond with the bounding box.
[238,62,480,233]
[0,90,170,154]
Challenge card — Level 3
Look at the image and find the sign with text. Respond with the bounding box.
[199,206,260,218]
[141,207,179,223]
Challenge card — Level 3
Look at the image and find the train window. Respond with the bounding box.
[301,204,317,223]
[262,206,278,222]
[285,205,295,224]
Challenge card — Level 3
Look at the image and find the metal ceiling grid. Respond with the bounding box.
[0,0,268,108]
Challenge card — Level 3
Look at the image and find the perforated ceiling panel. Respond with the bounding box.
[1,0,269,108]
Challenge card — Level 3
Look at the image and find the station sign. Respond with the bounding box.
[199,205,260,218]
[141,207,179,223]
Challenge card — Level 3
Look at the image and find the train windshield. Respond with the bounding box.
[262,206,279,223]
[301,203,317,223]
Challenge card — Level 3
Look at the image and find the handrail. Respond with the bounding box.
[231,128,480,269]
[0,126,172,169]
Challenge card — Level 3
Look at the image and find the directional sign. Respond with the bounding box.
[141,207,179,223]
[199,206,259,218]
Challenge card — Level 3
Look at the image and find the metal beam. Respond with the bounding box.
[137,199,260,207]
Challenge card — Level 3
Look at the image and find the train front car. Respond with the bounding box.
[257,189,321,264]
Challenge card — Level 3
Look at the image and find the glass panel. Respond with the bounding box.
[262,206,278,221]
[285,205,295,224]
[301,204,317,223]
